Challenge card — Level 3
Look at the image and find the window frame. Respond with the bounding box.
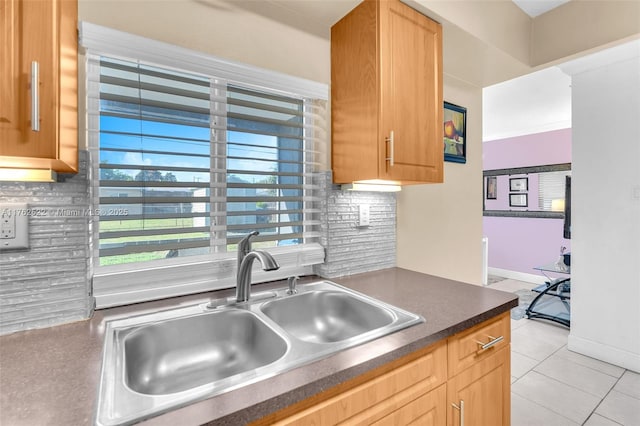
[81,22,327,308]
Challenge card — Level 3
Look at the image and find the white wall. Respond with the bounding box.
[397,74,484,285]
[562,41,640,372]
[78,0,330,84]
[77,0,331,163]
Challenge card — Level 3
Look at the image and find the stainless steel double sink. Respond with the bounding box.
[95,280,424,425]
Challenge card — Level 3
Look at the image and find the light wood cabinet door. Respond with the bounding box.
[378,0,442,183]
[0,0,78,173]
[331,0,442,185]
[372,383,446,426]
[0,0,22,145]
[447,346,511,426]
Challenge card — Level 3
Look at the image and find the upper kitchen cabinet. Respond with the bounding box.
[331,0,443,185]
[0,0,78,175]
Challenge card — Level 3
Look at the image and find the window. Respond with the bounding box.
[538,170,571,211]
[97,58,213,266]
[82,23,327,306]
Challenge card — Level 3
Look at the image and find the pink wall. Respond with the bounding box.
[483,128,571,276]
[484,216,570,277]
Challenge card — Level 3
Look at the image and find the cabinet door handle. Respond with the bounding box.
[477,335,504,351]
[385,130,394,167]
[452,400,465,426]
[31,61,40,132]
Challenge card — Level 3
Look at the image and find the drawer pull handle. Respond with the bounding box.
[477,335,504,351]
[385,130,394,167]
[452,400,465,426]
[31,61,40,132]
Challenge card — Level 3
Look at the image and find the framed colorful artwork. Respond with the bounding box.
[444,102,467,163]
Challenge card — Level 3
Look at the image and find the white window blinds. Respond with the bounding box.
[81,22,327,307]
[89,55,324,267]
[538,170,571,211]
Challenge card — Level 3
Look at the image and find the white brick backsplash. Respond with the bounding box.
[313,172,396,278]
[0,151,93,335]
[0,166,397,335]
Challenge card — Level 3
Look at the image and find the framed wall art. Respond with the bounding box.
[443,101,467,164]
[509,193,528,207]
[486,176,497,199]
[509,177,528,192]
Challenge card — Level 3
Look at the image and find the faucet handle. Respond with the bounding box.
[238,231,259,255]
[287,276,299,295]
[237,231,260,282]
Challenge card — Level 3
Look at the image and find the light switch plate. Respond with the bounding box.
[0,203,29,250]
[358,204,370,227]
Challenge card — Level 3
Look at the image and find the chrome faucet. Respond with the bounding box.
[236,232,279,303]
[237,231,259,281]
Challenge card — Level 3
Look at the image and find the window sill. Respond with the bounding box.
[93,243,325,308]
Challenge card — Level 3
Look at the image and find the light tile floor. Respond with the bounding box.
[489,278,640,426]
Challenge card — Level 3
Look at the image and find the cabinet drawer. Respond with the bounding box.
[448,312,510,378]
[269,341,447,425]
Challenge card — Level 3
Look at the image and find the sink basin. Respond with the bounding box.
[123,310,288,395]
[96,280,423,426]
[261,290,394,343]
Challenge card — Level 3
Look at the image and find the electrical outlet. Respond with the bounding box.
[0,204,29,250]
[1,212,15,239]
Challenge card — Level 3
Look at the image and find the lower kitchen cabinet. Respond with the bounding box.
[252,312,511,426]
[447,312,511,426]
[447,347,510,426]
[253,341,447,425]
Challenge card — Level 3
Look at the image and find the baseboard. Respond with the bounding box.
[487,267,547,284]
[568,334,640,373]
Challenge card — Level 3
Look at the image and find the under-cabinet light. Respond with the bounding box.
[342,182,401,192]
[0,168,57,182]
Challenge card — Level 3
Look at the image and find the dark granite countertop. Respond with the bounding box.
[0,268,517,426]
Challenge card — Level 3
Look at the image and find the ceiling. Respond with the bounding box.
[511,0,570,18]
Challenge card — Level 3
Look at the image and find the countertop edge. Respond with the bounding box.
[0,267,519,426]
[212,298,517,425]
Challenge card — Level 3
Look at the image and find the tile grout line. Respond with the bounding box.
[606,373,640,401]
[581,373,627,426]
[511,343,587,425]
[583,368,638,426]
[581,412,625,426]
[531,343,623,401]
[511,379,584,425]
[552,352,627,379]
[512,391,582,426]
[514,321,633,426]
